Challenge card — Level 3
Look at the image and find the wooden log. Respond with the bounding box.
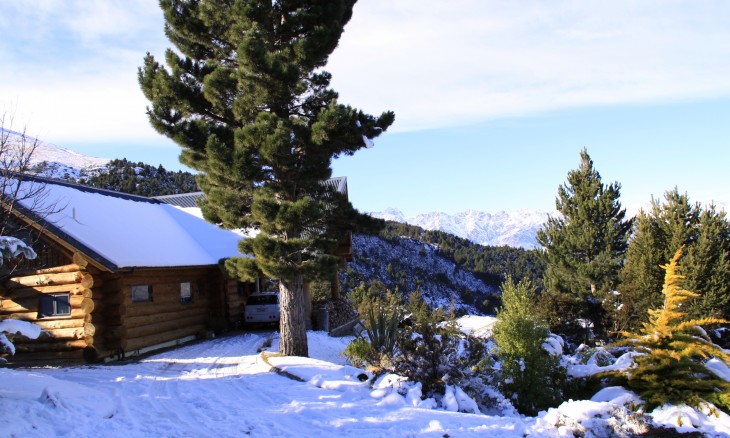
[84,322,96,337]
[0,294,93,314]
[72,252,89,269]
[123,301,205,318]
[6,271,93,289]
[8,308,86,321]
[33,318,85,330]
[1,284,91,300]
[79,272,94,289]
[120,268,214,283]
[99,316,207,340]
[79,297,94,313]
[14,339,88,352]
[101,292,125,306]
[0,299,36,314]
[16,263,87,276]
[90,275,104,288]
[103,325,124,341]
[122,326,201,352]
[38,327,86,340]
[126,314,207,340]
[125,306,206,327]
[98,313,121,326]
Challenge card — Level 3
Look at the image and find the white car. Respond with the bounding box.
[244,292,280,325]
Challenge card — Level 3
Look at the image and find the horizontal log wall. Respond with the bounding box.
[2,252,240,362]
[111,267,219,355]
[1,256,97,359]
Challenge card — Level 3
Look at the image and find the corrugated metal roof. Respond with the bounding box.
[154,192,204,208]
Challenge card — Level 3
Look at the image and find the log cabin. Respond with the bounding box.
[1,176,354,363]
[0,176,254,363]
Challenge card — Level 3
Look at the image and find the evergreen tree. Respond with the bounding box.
[618,189,730,330]
[139,0,394,356]
[82,159,197,196]
[536,149,632,341]
[683,205,730,320]
[608,248,730,412]
[493,277,564,416]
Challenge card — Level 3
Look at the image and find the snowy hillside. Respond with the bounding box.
[341,234,499,315]
[370,208,553,250]
[1,128,109,179]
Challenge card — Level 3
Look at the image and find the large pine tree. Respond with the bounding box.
[139,0,394,356]
[536,149,632,340]
[618,189,730,331]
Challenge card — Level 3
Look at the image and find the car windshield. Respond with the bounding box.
[248,295,277,305]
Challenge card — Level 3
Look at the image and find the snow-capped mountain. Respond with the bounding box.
[1,128,109,179]
[369,208,554,250]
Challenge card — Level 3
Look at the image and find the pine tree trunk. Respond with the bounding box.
[279,275,309,357]
[331,274,341,300]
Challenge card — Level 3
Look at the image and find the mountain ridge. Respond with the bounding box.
[369,208,553,250]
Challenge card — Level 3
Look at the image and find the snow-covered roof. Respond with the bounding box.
[9,177,246,271]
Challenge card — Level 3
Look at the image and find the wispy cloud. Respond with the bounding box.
[0,0,166,143]
[1,0,729,143]
[328,0,730,131]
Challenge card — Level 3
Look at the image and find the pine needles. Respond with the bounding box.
[608,247,730,412]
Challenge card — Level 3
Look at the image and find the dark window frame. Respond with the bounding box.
[38,293,71,318]
[131,284,153,303]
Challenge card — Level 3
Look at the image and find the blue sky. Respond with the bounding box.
[1,1,729,216]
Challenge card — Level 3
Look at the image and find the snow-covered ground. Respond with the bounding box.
[2,324,729,437]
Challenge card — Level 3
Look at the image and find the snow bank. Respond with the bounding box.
[0,319,41,355]
[456,315,497,338]
[0,368,116,437]
[651,404,730,437]
[591,386,642,406]
[567,350,638,378]
[542,333,564,357]
[265,354,370,391]
[706,357,730,382]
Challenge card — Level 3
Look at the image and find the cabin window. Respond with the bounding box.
[180,282,193,304]
[131,285,152,302]
[38,293,71,317]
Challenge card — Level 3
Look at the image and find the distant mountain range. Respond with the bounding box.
[3,128,551,249]
[370,208,553,250]
[2,128,110,179]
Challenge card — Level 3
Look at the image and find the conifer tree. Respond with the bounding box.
[609,248,730,412]
[139,0,394,356]
[536,149,632,340]
[618,189,730,331]
[493,277,564,416]
[683,206,730,320]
